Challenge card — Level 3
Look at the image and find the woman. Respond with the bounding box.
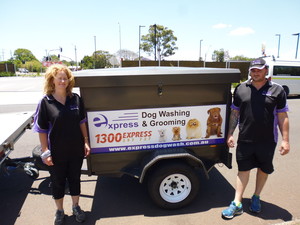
[34,64,90,225]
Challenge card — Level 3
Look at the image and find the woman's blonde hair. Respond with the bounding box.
[44,64,75,96]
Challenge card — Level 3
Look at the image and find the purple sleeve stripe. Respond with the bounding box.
[231,103,240,111]
[80,118,87,124]
[277,105,289,113]
[33,98,49,133]
[33,123,49,133]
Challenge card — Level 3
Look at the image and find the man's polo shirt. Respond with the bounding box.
[231,79,288,143]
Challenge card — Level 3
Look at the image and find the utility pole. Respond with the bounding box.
[275,34,281,58]
[1,49,5,61]
[139,25,145,67]
[118,22,122,66]
[153,24,157,61]
[293,33,300,59]
[94,36,96,69]
[199,40,203,61]
[74,45,78,70]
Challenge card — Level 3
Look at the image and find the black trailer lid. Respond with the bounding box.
[74,67,240,88]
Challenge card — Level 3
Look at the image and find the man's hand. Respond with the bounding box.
[279,140,290,155]
[227,135,235,148]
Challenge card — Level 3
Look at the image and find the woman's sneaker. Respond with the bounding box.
[72,205,86,223]
[249,195,261,213]
[222,201,243,219]
[54,210,65,225]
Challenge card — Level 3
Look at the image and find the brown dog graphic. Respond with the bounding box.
[205,107,223,138]
[172,127,181,141]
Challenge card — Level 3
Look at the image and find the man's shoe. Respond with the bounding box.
[222,201,243,219]
[54,210,65,225]
[249,195,261,213]
[73,205,86,223]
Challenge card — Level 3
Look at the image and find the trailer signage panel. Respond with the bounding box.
[87,105,226,153]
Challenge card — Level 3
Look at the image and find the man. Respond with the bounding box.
[222,58,290,219]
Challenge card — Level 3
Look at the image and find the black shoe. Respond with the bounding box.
[54,210,65,225]
[73,205,86,223]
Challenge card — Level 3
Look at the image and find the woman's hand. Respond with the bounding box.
[43,156,54,166]
[84,143,91,157]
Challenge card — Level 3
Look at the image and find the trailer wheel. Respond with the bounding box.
[147,161,200,209]
[24,162,39,179]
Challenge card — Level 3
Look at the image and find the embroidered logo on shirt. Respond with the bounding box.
[262,91,272,96]
[70,105,79,110]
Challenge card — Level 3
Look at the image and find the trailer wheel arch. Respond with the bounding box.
[139,148,209,184]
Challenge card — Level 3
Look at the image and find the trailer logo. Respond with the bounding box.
[92,112,139,130]
[93,114,108,128]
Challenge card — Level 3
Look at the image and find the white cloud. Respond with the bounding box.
[212,23,232,29]
[229,27,255,36]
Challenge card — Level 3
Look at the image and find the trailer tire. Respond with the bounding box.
[24,162,39,179]
[147,161,200,209]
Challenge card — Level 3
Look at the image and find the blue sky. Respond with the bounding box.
[0,0,299,62]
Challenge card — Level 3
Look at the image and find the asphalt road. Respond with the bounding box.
[0,76,299,225]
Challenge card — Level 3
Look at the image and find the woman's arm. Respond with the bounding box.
[80,122,91,157]
[38,132,54,166]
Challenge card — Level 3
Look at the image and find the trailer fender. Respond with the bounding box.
[139,148,209,183]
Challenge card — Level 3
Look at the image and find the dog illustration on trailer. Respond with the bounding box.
[186,119,202,139]
[172,126,182,141]
[205,107,223,138]
[158,129,167,142]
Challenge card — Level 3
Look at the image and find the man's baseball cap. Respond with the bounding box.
[249,58,268,70]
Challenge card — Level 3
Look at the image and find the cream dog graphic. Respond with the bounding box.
[186,119,202,139]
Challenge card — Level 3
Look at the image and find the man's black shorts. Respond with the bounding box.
[236,142,277,174]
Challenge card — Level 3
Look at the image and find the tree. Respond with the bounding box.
[81,50,113,69]
[13,48,37,63]
[141,24,178,60]
[116,49,138,61]
[11,48,41,71]
[61,60,71,66]
[212,49,230,62]
[94,50,112,68]
[230,55,254,61]
[81,55,94,69]
[24,60,43,73]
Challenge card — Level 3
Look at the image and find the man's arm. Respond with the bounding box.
[227,109,239,148]
[277,112,290,155]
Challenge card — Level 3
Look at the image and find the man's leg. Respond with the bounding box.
[55,198,64,211]
[254,168,268,196]
[249,168,268,213]
[234,170,250,203]
[222,170,250,219]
